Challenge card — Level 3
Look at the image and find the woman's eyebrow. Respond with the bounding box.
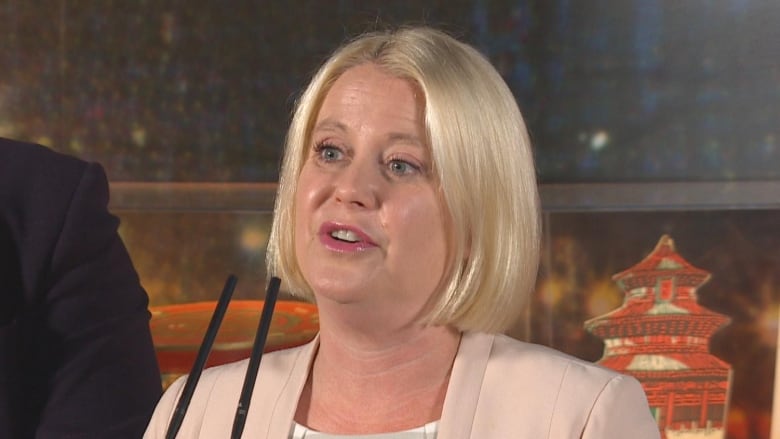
[314,119,425,149]
[311,118,347,133]
[387,132,425,148]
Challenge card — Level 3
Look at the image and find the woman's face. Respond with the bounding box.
[293,63,450,325]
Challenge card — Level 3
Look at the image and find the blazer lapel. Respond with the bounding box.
[438,332,493,439]
[241,335,320,439]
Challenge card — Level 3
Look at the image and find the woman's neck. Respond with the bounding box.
[294,323,461,434]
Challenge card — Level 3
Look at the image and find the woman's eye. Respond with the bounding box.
[315,144,343,161]
[388,159,418,176]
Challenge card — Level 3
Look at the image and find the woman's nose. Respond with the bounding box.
[333,159,380,209]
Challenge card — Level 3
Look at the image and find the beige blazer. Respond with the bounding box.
[144,332,660,438]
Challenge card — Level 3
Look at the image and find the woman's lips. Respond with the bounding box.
[318,222,378,252]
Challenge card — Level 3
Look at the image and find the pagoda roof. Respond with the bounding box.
[599,352,730,372]
[586,313,729,338]
[612,235,711,288]
[585,296,729,327]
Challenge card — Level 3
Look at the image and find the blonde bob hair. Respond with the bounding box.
[267,26,540,333]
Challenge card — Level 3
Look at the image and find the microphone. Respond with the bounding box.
[231,276,281,439]
[163,275,282,439]
[165,274,238,439]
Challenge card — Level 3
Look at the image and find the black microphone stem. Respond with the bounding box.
[231,276,281,439]
[164,274,238,439]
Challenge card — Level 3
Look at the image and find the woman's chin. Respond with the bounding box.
[305,276,369,304]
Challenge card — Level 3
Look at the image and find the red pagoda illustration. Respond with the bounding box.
[585,235,732,439]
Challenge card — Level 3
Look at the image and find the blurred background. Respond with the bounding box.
[1,1,778,437]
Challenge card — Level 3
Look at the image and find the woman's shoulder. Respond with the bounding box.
[486,332,619,381]
[146,340,317,437]
[457,332,658,437]
[471,332,644,406]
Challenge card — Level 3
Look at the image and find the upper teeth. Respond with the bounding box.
[331,229,360,242]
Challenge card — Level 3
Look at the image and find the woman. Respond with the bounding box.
[145,27,660,438]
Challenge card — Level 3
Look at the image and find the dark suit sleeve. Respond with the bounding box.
[8,154,161,438]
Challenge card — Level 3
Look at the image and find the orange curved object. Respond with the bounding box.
[150,300,319,376]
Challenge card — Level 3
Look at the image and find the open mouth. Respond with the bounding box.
[330,229,360,243]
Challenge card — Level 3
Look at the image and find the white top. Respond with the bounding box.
[290,421,438,439]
